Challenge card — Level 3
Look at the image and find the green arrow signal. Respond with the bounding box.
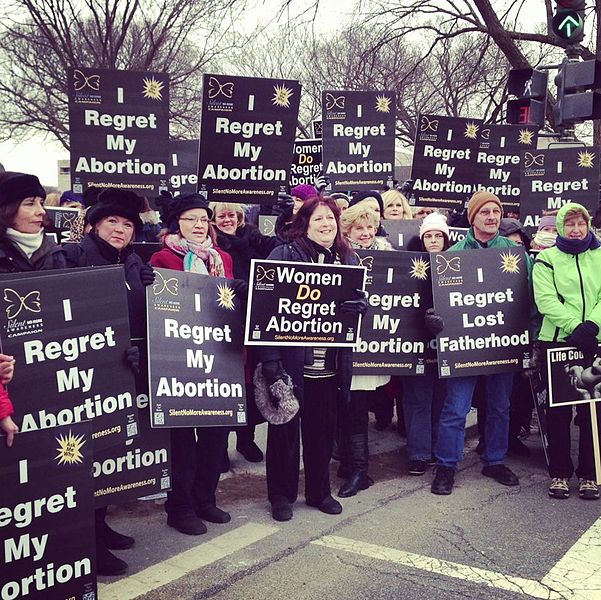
[552,9,584,41]
[559,15,579,37]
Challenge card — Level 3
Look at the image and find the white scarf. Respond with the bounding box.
[5,227,44,258]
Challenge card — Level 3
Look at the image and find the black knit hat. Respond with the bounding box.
[157,192,213,232]
[86,188,144,230]
[349,190,384,215]
[0,172,46,206]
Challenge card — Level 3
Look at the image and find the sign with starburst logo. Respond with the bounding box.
[431,247,531,378]
[198,73,300,204]
[352,250,432,375]
[519,146,600,232]
[0,423,96,600]
[321,89,396,191]
[68,66,170,195]
[147,269,247,427]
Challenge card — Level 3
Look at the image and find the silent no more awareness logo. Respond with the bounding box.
[152,271,181,312]
[207,76,234,112]
[524,151,545,177]
[255,265,275,291]
[325,92,346,119]
[3,287,43,337]
[435,254,463,287]
[73,68,101,104]
[419,115,439,141]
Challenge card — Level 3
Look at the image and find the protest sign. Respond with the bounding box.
[147,268,246,427]
[68,66,169,195]
[197,74,300,204]
[312,119,323,139]
[529,370,550,466]
[411,114,483,210]
[0,423,96,600]
[258,215,277,237]
[169,139,199,195]
[0,267,138,450]
[44,207,81,244]
[546,345,601,407]
[322,90,395,191]
[94,396,171,507]
[245,259,366,347]
[353,250,431,374]
[520,146,600,231]
[476,124,538,210]
[431,247,531,378]
[290,138,322,187]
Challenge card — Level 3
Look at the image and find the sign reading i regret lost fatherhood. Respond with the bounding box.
[147,269,246,428]
[0,267,138,450]
[245,259,366,347]
[0,423,96,600]
[322,90,395,191]
[198,74,301,204]
[353,250,432,375]
[431,247,531,378]
[68,66,169,195]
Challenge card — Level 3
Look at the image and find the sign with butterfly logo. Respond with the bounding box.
[519,146,600,233]
[352,250,432,375]
[146,268,246,427]
[321,90,396,192]
[197,74,301,204]
[430,247,531,378]
[68,66,169,195]
[410,114,483,209]
[0,267,138,450]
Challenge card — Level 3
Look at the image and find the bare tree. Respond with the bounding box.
[0,0,244,149]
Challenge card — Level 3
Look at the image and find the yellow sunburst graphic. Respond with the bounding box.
[55,430,86,465]
[518,129,534,145]
[217,283,236,310]
[410,257,430,280]
[375,95,391,113]
[272,84,293,108]
[500,252,520,274]
[142,77,164,100]
[464,122,479,139]
[577,150,595,168]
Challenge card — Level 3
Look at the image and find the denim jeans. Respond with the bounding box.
[435,372,513,469]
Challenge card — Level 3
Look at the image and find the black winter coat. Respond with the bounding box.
[258,239,356,407]
[0,235,66,274]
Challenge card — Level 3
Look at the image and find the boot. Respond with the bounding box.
[338,433,373,498]
[336,427,352,479]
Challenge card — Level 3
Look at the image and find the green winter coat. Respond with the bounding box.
[533,203,601,342]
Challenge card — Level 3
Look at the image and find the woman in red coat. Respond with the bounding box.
[150,193,233,536]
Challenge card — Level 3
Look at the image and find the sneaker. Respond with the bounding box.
[548,477,570,499]
[408,460,427,476]
[578,479,600,500]
[481,464,519,486]
[431,466,455,495]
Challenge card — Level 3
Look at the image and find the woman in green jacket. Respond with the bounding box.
[533,202,601,500]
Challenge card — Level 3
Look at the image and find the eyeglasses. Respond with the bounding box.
[179,216,209,225]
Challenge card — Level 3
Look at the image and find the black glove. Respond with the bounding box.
[262,360,285,388]
[125,346,140,375]
[566,321,599,356]
[339,288,368,316]
[140,264,156,287]
[271,193,294,220]
[313,173,330,192]
[424,308,444,335]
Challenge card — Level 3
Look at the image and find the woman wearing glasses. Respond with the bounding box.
[150,193,234,536]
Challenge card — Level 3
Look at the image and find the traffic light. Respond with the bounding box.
[506,68,548,126]
[552,0,586,43]
[554,59,601,125]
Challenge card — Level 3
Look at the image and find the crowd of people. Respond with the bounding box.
[1,170,600,579]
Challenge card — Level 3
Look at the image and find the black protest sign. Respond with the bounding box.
[169,139,199,195]
[476,124,538,210]
[0,267,138,450]
[198,74,301,204]
[383,220,467,250]
[529,370,550,465]
[44,207,81,245]
[411,114,483,210]
[431,247,531,378]
[290,138,322,187]
[93,398,171,507]
[312,119,323,139]
[245,259,366,347]
[258,215,277,237]
[546,345,601,407]
[68,66,169,195]
[0,423,96,600]
[147,268,246,427]
[322,90,395,191]
[520,146,600,231]
[353,250,431,375]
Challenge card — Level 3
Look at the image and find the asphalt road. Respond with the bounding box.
[98,417,601,600]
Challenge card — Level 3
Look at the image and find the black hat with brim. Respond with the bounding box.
[86,188,144,231]
[157,192,213,232]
